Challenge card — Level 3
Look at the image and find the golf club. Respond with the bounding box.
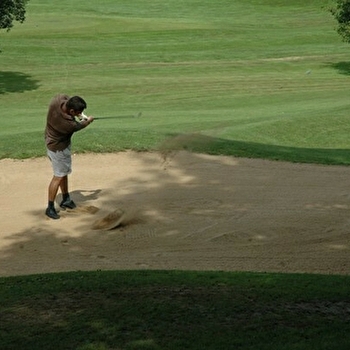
[79,112,142,121]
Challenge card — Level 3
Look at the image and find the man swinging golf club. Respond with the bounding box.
[44,94,94,219]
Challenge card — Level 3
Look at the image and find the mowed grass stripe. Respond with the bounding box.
[1,0,350,162]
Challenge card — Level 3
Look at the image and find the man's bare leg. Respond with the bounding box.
[59,175,68,196]
[59,175,76,209]
[46,176,63,219]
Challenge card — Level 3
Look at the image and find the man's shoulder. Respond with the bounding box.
[50,94,70,106]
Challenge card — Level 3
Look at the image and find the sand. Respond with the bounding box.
[1,151,349,277]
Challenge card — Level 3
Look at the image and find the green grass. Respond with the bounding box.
[1,1,350,349]
[1,0,350,163]
[1,270,350,350]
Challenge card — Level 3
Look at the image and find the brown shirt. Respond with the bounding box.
[45,94,83,152]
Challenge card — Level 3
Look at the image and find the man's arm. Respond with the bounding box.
[78,116,94,129]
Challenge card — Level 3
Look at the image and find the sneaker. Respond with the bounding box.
[45,207,60,219]
[60,199,76,209]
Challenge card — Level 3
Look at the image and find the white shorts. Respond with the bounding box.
[47,147,72,177]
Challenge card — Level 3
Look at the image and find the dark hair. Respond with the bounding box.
[66,96,87,112]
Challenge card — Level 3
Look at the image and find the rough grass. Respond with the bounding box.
[1,270,350,350]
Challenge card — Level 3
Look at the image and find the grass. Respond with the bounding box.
[1,0,350,163]
[1,1,350,349]
[1,270,350,350]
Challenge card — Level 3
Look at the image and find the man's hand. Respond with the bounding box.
[82,116,94,126]
[79,115,94,128]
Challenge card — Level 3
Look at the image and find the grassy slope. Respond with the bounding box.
[1,0,350,162]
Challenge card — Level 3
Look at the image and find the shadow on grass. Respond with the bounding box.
[1,270,350,350]
[2,130,350,166]
[327,61,350,76]
[158,133,350,166]
[0,71,40,94]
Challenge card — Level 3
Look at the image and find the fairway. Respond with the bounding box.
[1,0,350,271]
[1,0,350,162]
[0,0,349,276]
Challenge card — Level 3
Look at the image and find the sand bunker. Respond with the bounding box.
[1,151,349,277]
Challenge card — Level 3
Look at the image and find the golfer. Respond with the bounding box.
[45,94,94,219]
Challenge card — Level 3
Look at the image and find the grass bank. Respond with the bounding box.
[1,270,350,350]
